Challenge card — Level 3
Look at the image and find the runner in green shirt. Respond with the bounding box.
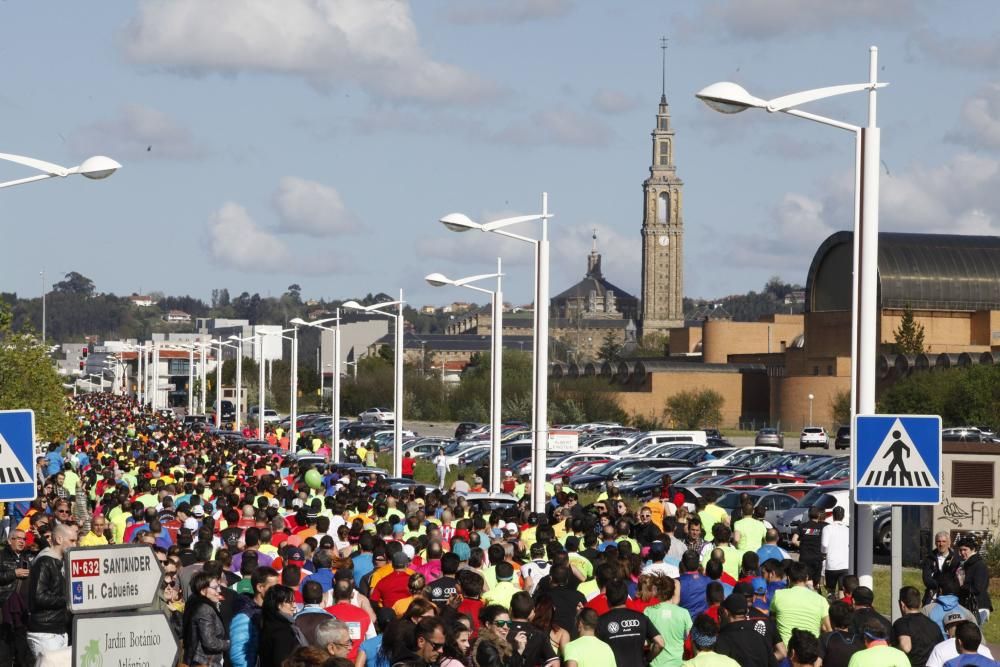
[644,577,693,667]
[771,562,832,644]
[563,609,616,667]
[846,621,909,667]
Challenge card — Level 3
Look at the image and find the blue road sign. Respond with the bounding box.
[0,410,37,501]
[853,414,941,505]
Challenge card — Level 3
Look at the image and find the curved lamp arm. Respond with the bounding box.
[767,82,888,112]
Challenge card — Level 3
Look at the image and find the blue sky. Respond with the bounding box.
[2,1,999,310]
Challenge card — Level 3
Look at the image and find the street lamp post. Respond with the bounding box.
[343,291,405,477]
[290,325,299,450]
[0,152,121,189]
[439,194,553,512]
[228,334,257,432]
[291,311,343,463]
[697,46,886,587]
[40,270,45,348]
[426,259,504,493]
[808,393,815,427]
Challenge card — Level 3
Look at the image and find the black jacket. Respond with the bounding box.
[0,545,31,607]
[26,549,66,634]
[258,609,306,667]
[921,548,960,604]
[960,553,993,611]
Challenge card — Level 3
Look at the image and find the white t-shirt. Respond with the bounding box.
[925,637,993,667]
[821,521,850,571]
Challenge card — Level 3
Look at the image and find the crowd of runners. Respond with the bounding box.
[0,393,994,666]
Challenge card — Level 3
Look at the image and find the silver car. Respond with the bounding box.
[755,428,784,447]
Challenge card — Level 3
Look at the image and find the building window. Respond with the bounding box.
[657,192,669,224]
[812,366,819,376]
[827,365,834,376]
[167,359,190,375]
[952,461,994,498]
[659,118,668,130]
[659,141,670,166]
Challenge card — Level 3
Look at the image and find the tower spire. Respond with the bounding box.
[660,36,668,103]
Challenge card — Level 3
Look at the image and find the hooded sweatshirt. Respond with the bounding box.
[921,594,975,639]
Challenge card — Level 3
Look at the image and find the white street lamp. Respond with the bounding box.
[343,291,405,477]
[291,312,343,463]
[440,194,553,512]
[228,334,258,431]
[426,259,504,493]
[697,46,885,587]
[0,153,121,189]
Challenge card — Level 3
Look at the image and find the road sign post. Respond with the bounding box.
[854,414,941,620]
[73,610,178,667]
[0,409,38,501]
[65,544,163,613]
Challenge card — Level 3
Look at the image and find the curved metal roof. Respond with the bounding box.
[807,232,1000,312]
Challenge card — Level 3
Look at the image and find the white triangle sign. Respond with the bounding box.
[0,431,32,485]
[858,418,937,489]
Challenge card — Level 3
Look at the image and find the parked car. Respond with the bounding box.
[755,428,784,447]
[715,472,806,490]
[799,427,829,449]
[835,425,851,449]
[716,490,797,526]
[359,407,394,423]
[775,485,850,543]
[454,422,481,440]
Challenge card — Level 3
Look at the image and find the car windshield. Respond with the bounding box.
[795,485,842,507]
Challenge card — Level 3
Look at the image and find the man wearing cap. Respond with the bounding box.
[483,562,521,609]
[748,578,771,619]
[926,615,994,667]
[845,619,908,667]
[371,551,414,611]
[229,566,280,667]
[715,593,778,667]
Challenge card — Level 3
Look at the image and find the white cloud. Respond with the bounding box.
[273,177,359,236]
[443,0,573,24]
[947,83,1000,150]
[591,89,640,115]
[124,0,497,105]
[492,107,614,147]
[911,28,1000,70]
[207,203,292,272]
[687,0,920,41]
[725,151,1000,274]
[69,103,203,160]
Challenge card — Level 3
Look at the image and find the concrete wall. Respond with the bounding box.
[610,369,747,428]
[934,444,1000,544]
[702,315,803,364]
[774,374,850,432]
[669,326,702,355]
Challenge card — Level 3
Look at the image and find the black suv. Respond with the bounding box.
[835,426,851,449]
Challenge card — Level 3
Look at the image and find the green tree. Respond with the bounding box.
[597,331,622,363]
[663,388,724,429]
[52,271,95,297]
[0,303,72,442]
[893,305,925,355]
[830,389,851,427]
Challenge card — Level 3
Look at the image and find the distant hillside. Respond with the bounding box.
[0,272,460,343]
[683,277,804,322]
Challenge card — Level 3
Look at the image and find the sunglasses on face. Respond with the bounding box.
[428,641,446,651]
[493,620,512,628]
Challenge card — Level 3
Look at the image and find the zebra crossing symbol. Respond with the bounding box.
[0,410,37,502]
[854,414,941,505]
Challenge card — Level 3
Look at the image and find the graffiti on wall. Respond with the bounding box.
[938,497,1000,528]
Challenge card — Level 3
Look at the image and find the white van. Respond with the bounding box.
[616,430,708,456]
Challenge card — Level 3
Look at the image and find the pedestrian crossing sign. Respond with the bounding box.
[0,410,36,502]
[853,414,941,505]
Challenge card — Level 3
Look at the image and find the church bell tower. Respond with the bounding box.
[640,38,685,335]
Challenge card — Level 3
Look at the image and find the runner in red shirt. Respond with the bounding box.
[325,576,373,660]
[370,552,414,610]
